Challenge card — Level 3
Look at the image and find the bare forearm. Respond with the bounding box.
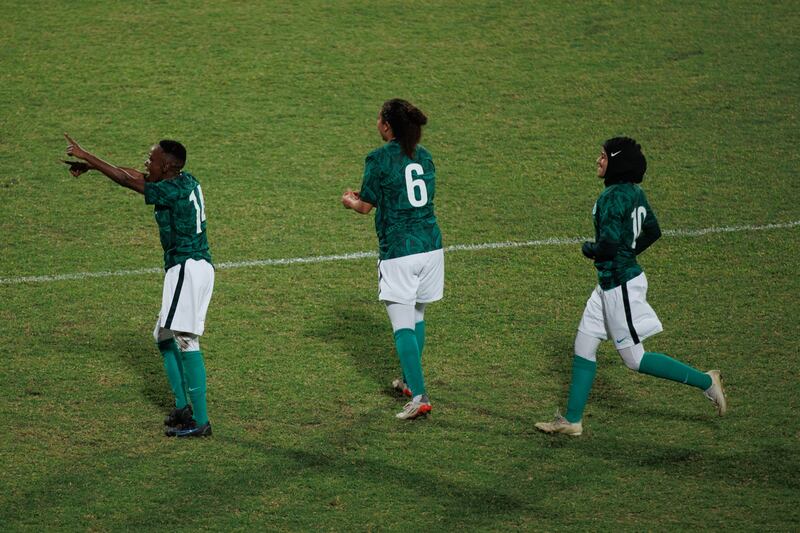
[82,153,145,194]
[350,199,373,214]
[341,189,374,214]
[119,166,146,179]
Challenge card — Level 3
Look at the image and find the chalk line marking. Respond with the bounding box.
[2,220,798,285]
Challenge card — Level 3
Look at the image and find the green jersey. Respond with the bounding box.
[144,171,212,271]
[359,140,443,260]
[592,183,660,290]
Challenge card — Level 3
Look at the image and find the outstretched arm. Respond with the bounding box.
[64,134,146,194]
[341,189,373,214]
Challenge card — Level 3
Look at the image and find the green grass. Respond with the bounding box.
[1,1,799,530]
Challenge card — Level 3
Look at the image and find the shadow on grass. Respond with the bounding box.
[229,436,527,527]
[585,435,800,490]
[306,298,400,398]
[106,327,173,412]
[0,434,528,530]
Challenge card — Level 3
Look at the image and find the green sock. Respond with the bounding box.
[394,329,426,397]
[639,352,712,390]
[157,339,188,409]
[415,320,426,356]
[402,321,426,385]
[181,350,209,425]
[565,355,597,423]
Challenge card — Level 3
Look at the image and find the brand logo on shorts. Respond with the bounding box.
[615,337,627,344]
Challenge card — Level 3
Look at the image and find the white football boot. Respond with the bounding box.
[703,370,727,416]
[535,412,583,436]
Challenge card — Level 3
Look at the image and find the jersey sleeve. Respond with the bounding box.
[358,153,381,206]
[635,192,662,254]
[144,179,181,207]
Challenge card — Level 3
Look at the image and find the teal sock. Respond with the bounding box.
[415,320,426,356]
[639,352,712,390]
[394,328,426,397]
[174,349,187,398]
[565,355,597,423]
[157,339,188,409]
[402,320,426,385]
[181,350,209,425]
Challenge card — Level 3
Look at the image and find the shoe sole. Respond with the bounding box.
[177,431,212,438]
[176,428,212,438]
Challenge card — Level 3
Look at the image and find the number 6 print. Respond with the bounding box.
[404,163,428,207]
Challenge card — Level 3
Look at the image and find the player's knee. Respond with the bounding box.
[617,344,644,371]
[174,333,200,352]
[620,355,640,371]
[414,302,427,324]
[574,331,600,362]
[385,302,416,332]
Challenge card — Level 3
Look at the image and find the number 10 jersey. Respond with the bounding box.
[592,182,660,290]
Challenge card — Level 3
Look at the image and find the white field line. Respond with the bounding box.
[2,220,798,285]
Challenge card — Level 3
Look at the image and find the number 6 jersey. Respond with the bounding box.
[359,139,443,260]
[144,171,212,271]
[592,182,660,290]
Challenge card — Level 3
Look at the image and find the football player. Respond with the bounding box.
[536,137,727,436]
[64,134,214,437]
[341,99,444,420]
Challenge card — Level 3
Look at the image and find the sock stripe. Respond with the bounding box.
[620,281,641,345]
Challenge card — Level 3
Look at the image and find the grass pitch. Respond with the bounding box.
[1,1,799,530]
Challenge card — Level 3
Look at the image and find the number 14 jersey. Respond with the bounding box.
[359,140,443,260]
[592,182,660,290]
[144,171,212,271]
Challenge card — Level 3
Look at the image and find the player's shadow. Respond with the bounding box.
[106,328,173,411]
[223,435,528,527]
[1,432,528,531]
[585,434,800,491]
[305,299,399,397]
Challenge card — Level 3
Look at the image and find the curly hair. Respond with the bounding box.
[380,99,428,158]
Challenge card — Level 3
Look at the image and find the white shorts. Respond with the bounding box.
[577,272,663,349]
[378,249,444,305]
[156,258,214,336]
